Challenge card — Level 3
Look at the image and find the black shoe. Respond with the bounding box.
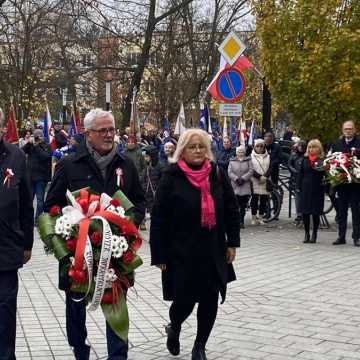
[165,324,180,356]
[73,345,90,360]
[240,223,245,229]
[354,239,360,247]
[303,232,310,243]
[333,239,346,245]
[310,233,317,243]
[191,342,207,360]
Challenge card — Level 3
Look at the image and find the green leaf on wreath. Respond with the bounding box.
[102,293,129,342]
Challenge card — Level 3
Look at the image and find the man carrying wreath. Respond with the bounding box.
[330,120,360,247]
[0,108,34,359]
[44,108,146,360]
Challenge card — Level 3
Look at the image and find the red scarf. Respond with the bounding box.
[177,159,216,229]
[308,154,318,167]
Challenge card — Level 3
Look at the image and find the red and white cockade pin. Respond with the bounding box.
[3,168,14,187]
[115,168,124,188]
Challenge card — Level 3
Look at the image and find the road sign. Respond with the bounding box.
[219,103,243,117]
[216,67,246,103]
[219,31,246,66]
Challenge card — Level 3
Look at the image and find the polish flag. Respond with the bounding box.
[207,55,254,101]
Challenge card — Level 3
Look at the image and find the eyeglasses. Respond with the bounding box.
[255,145,264,148]
[186,144,206,152]
[89,127,116,136]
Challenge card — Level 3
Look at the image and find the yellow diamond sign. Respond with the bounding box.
[219,31,246,66]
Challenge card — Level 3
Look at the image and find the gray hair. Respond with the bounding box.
[83,108,114,130]
[0,108,4,127]
[170,128,214,163]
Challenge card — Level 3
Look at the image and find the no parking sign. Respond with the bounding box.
[216,67,246,103]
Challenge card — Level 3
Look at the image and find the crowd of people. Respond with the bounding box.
[0,105,359,360]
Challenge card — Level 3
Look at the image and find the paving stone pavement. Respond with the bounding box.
[16,217,360,360]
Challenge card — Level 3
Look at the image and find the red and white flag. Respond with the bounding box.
[4,104,19,143]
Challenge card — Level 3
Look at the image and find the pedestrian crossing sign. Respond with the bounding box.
[219,31,246,66]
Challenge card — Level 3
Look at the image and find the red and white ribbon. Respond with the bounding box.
[116,168,124,188]
[3,168,14,187]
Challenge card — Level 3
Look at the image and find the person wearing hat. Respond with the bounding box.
[0,108,34,359]
[228,145,254,228]
[22,128,52,220]
[250,138,272,225]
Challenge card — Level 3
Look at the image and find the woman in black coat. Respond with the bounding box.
[150,129,240,360]
[298,139,325,243]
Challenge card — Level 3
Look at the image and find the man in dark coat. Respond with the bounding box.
[44,108,146,360]
[264,132,283,185]
[330,120,360,246]
[288,140,306,222]
[0,108,34,359]
[22,128,52,219]
[217,137,235,172]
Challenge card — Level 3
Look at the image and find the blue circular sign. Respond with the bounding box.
[216,68,246,103]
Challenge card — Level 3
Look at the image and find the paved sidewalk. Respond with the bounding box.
[16,219,360,360]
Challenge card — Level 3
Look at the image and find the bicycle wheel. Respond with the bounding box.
[263,189,282,223]
[323,193,334,215]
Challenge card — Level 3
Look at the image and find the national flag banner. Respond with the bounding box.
[208,116,213,134]
[43,104,52,143]
[174,102,186,136]
[230,117,238,146]
[4,104,19,143]
[222,117,228,138]
[199,104,208,130]
[238,120,246,145]
[207,55,254,101]
[162,115,170,131]
[248,119,256,146]
[74,106,82,132]
[69,111,78,138]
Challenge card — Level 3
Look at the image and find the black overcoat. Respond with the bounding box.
[0,141,34,271]
[298,157,325,215]
[150,162,240,303]
[44,144,146,226]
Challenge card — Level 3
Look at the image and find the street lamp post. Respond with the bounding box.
[105,73,112,111]
[262,79,272,134]
[62,88,68,124]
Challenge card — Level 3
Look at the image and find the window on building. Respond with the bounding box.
[82,54,93,67]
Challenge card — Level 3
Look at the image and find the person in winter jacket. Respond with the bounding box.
[330,120,360,246]
[228,145,254,228]
[288,140,306,223]
[217,137,235,172]
[297,139,325,244]
[264,132,282,185]
[44,108,146,360]
[150,129,240,360]
[0,108,34,359]
[140,146,162,230]
[124,135,145,178]
[250,139,272,225]
[22,128,52,219]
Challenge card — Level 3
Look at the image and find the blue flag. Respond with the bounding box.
[69,113,78,137]
[230,117,238,147]
[199,105,209,130]
[162,115,170,131]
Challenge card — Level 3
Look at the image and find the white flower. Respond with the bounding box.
[112,248,124,258]
[118,236,128,251]
[55,222,64,235]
